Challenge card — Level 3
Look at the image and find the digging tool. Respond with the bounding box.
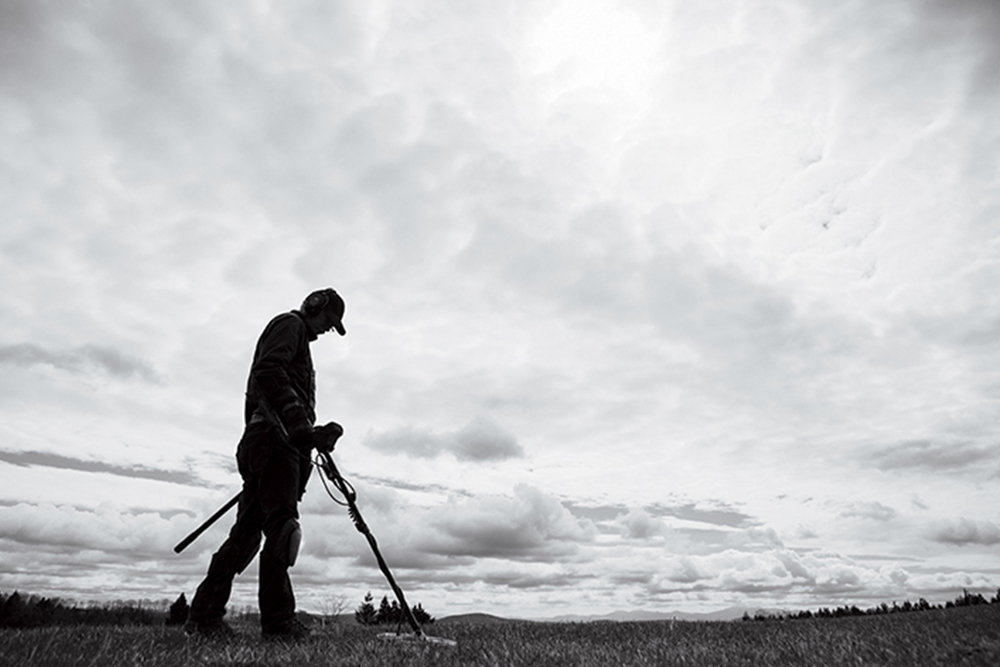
[174,493,240,554]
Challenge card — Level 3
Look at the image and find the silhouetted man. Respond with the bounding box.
[186,288,346,641]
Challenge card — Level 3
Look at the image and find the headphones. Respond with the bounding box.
[303,289,333,317]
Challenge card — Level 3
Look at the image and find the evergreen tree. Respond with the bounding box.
[354,592,435,627]
[389,599,402,624]
[1,591,25,627]
[411,603,434,625]
[376,595,393,625]
[354,592,377,626]
[166,593,189,626]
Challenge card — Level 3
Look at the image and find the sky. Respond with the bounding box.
[1,0,999,620]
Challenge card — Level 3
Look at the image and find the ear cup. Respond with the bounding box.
[303,290,330,316]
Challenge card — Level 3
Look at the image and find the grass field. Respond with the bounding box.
[0,604,997,667]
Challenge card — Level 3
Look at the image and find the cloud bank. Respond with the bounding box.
[0,344,159,382]
[365,416,524,461]
[0,0,998,617]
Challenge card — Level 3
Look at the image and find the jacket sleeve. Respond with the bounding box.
[249,314,308,419]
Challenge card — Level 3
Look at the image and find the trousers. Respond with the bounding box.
[188,421,310,628]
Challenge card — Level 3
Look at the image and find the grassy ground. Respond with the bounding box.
[1,604,997,667]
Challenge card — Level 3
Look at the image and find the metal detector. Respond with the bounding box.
[312,449,456,646]
[173,395,455,647]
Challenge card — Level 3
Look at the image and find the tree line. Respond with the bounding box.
[353,591,434,626]
[1,589,436,629]
[7,587,994,629]
[0,591,164,628]
[742,588,1000,622]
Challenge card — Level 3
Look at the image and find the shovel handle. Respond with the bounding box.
[173,493,241,553]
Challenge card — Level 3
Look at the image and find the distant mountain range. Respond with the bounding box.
[540,607,789,623]
[438,607,791,624]
[437,612,519,624]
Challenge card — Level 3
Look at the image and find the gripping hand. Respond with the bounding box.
[313,421,344,454]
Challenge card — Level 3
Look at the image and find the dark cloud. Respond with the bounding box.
[477,570,593,590]
[927,518,1000,546]
[342,562,592,592]
[349,544,475,572]
[365,415,524,462]
[0,343,160,382]
[918,0,1000,96]
[564,503,628,522]
[0,0,62,93]
[866,440,997,473]
[350,474,472,498]
[418,484,595,561]
[566,501,757,528]
[451,416,524,462]
[566,502,761,542]
[0,1,226,141]
[0,502,193,557]
[647,502,758,529]
[0,449,212,488]
[303,484,598,576]
[840,502,898,522]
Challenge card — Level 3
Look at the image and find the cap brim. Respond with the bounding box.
[334,322,346,336]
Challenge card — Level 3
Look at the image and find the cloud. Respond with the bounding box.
[721,527,784,552]
[638,549,929,602]
[0,1,64,93]
[866,440,997,473]
[918,0,1000,95]
[290,485,601,610]
[450,416,525,462]
[349,474,471,498]
[565,502,773,548]
[647,502,758,529]
[2,0,1000,617]
[795,525,819,539]
[0,449,213,488]
[0,343,160,382]
[620,508,666,539]
[364,415,524,461]
[644,550,826,594]
[300,482,597,575]
[927,518,1000,546]
[619,520,785,555]
[564,503,629,523]
[417,484,596,561]
[476,568,593,591]
[840,502,899,522]
[0,502,189,556]
[566,501,761,540]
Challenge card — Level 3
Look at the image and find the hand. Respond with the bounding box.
[313,421,344,454]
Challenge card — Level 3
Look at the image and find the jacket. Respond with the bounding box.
[243,311,316,429]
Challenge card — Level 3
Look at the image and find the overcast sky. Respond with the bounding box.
[1,0,999,619]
